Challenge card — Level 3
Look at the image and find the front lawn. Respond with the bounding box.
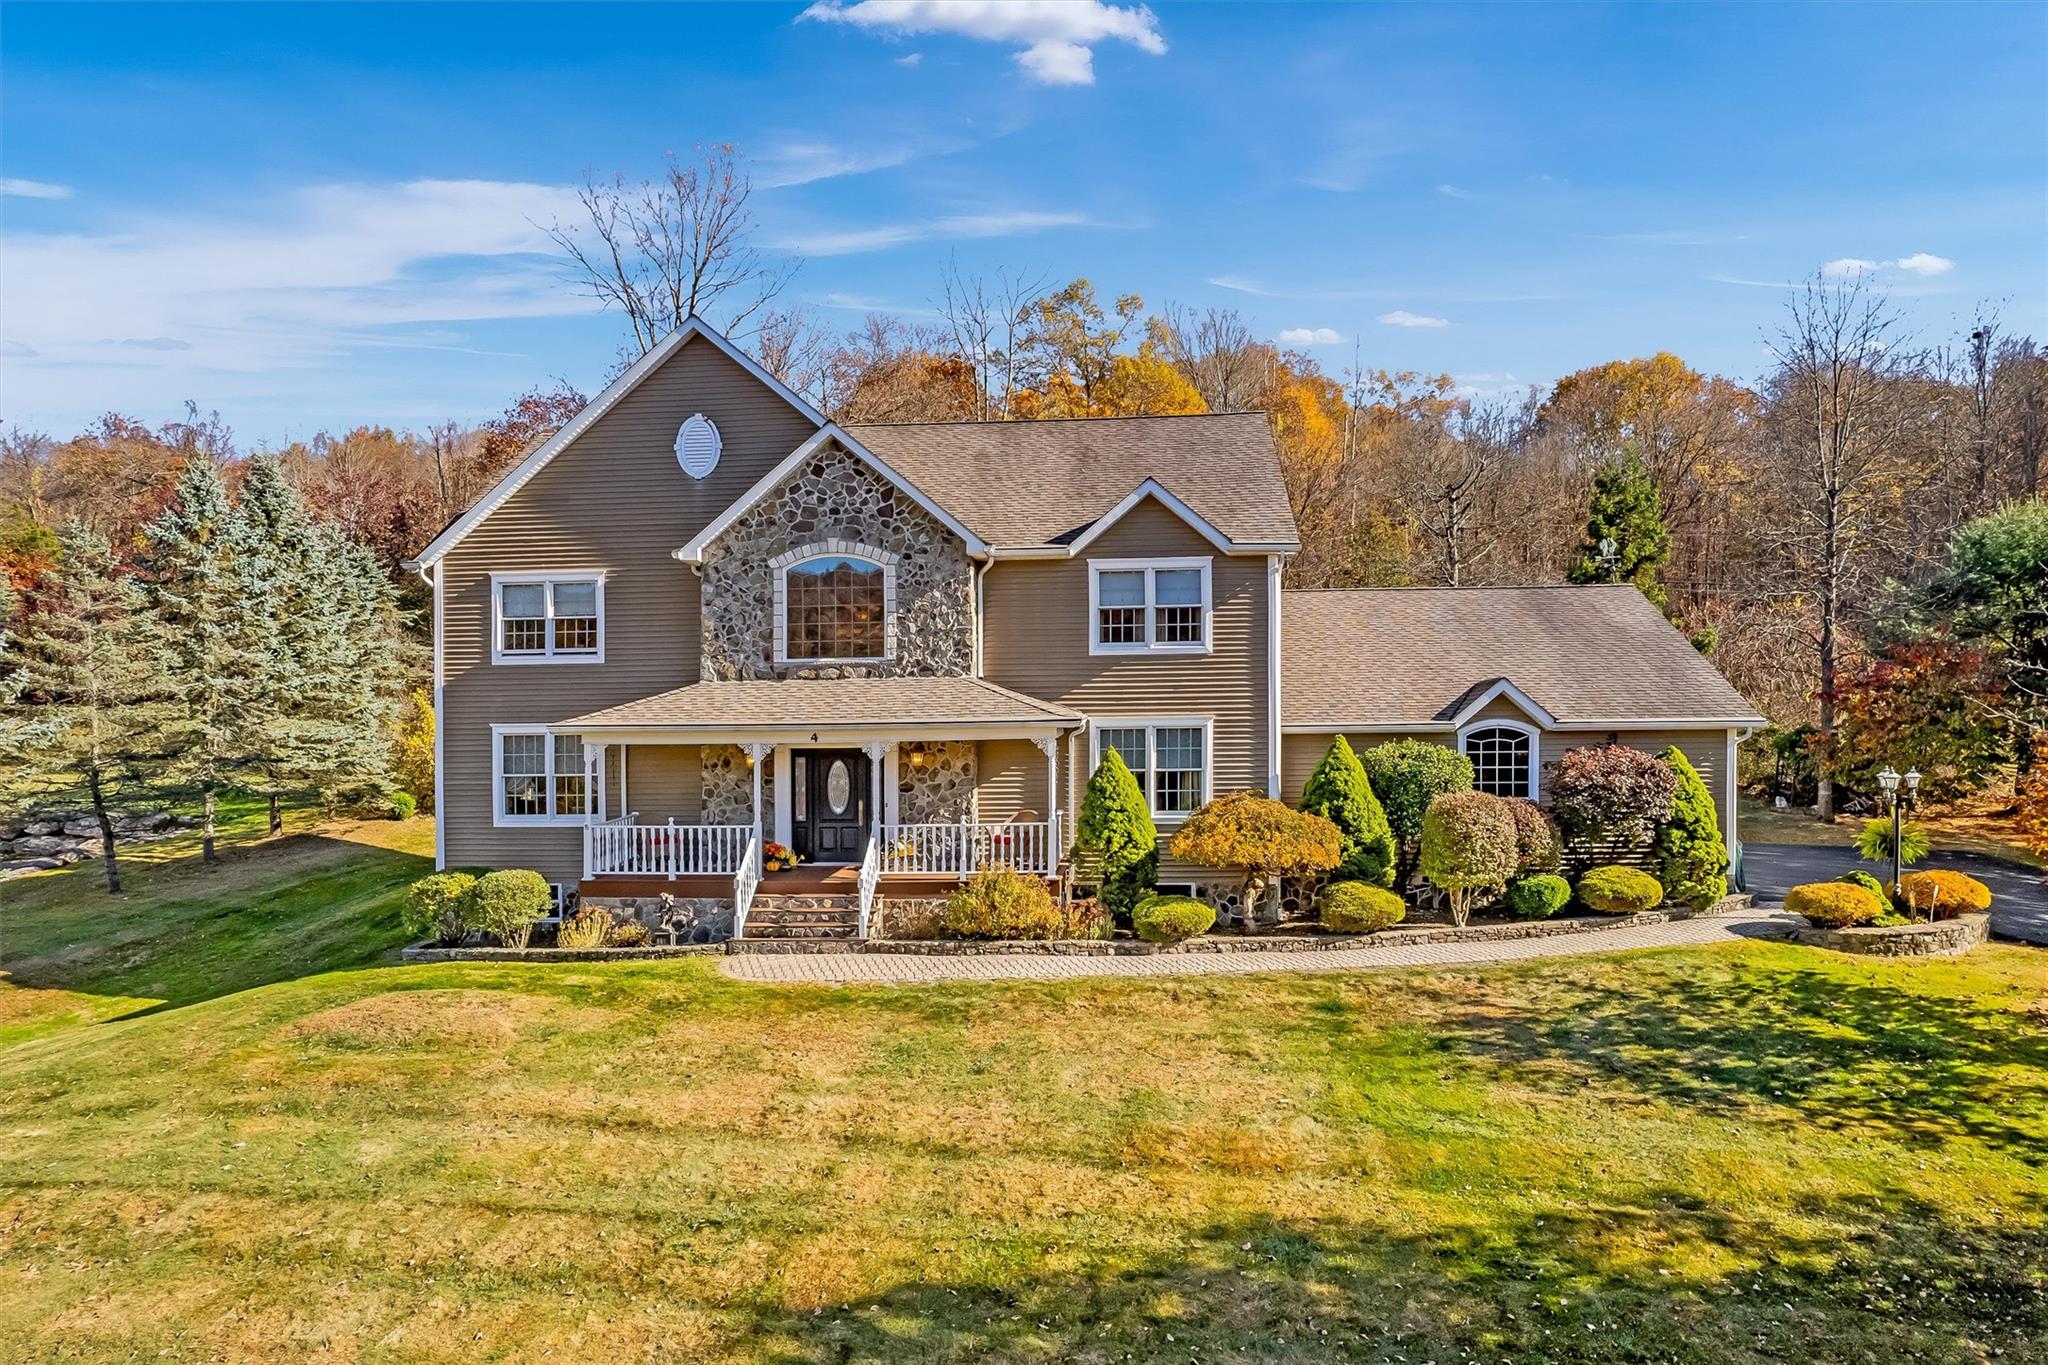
[2,923,2044,1359]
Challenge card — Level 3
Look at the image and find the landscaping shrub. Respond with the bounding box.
[1299,735,1396,887]
[555,906,612,949]
[467,869,553,949]
[402,871,476,945]
[1897,869,1993,920]
[1320,881,1405,933]
[1651,746,1726,908]
[943,866,1062,940]
[1419,790,1518,926]
[1505,873,1571,920]
[1548,744,1678,857]
[1061,897,1111,940]
[1071,748,1158,919]
[607,919,652,947]
[1575,865,1664,914]
[1133,893,1215,944]
[1836,870,1892,905]
[1167,791,1341,932]
[1855,817,1930,868]
[1360,739,1474,885]
[1503,797,1561,873]
[1786,880,1887,928]
[387,791,417,821]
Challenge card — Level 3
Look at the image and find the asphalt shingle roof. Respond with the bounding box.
[560,676,1082,731]
[1282,585,1766,728]
[846,412,1300,550]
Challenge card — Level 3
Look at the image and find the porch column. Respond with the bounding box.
[863,741,890,837]
[882,742,900,827]
[746,743,771,853]
[772,745,794,848]
[581,741,601,881]
[1036,735,1060,874]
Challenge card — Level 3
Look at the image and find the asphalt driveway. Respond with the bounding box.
[1743,842,2048,946]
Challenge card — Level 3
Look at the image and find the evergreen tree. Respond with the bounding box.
[231,455,320,834]
[1071,748,1158,918]
[1651,745,1728,908]
[1568,450,1671,610]
[135,457,259,862]
[1299,734,1395,887]
[306,526,410,804]
[0,521,166,891]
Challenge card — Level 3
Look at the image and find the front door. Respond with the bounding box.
[795,749,870,864]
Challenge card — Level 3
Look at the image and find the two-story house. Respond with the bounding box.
[406,318,1764,939]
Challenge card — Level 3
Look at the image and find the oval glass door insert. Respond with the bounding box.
[826,759,852,814]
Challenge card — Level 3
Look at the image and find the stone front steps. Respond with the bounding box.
[742,894,862,942]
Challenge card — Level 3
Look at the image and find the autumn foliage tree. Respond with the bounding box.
[1819,640,2008,803]
[1167,791,1341,932]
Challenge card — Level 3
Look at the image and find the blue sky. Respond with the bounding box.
[2,1,2043,446]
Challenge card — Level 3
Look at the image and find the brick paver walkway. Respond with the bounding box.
[720,908,1798,984]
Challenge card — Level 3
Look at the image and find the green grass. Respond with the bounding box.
[3,816,2045,1362]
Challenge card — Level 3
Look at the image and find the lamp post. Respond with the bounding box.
[1875,765,1922,902]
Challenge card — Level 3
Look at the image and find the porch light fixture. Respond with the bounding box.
[910,749,924,767]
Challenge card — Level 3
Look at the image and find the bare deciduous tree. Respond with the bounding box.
[934,258,1046,421]
[1151,306,1273,413]
[546,144,794,367]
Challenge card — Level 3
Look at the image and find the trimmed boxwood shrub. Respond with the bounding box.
[402,871,476,945]
[1897,869,1993,919]
[1505,873,1571,920]
[388,791,418,821]
[1300,736,1397,887]
[1786,880,1887,928]
[467,869,553,949]
[1320,881,1406,933]
[1836,870,1891,905]
[944,866,1063,939]
[1576,865,1664,914]
[1133,893,1216,944]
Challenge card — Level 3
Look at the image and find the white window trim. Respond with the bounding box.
[1091,716,1213,823]
[490,572,606,665]
[491,724,590,826]
[770,541,899,666]
[1458,718,1541,800]
[1087,557,1213,657]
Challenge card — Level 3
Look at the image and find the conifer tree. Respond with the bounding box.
[135,457,258,862]
[231,455,320,834]
[0,521,165,891]
[1071,748,1158,917]
[1651,745,1728,908]
[1568,449,1671,610]
[1299,734,1395,887]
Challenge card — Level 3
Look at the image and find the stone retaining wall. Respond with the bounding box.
[581,894,733,943]
[1792,911,1988,957]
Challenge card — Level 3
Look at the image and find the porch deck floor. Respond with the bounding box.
[580,867,980,899]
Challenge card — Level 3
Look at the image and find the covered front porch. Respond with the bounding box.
[555,676,1082,938]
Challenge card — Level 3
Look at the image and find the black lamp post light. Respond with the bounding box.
[1875,764,1921,898]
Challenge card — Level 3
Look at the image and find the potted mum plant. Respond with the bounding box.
[762,841,800,872]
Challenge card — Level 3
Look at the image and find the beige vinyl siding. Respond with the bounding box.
[623,744,704,824]
[974,738,1063,824]
[1282,727,1737,848]
[438,336,820,880]
[982,497,1270,877]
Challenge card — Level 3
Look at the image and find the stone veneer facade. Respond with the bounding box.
[896,740,977,823]
[699,745,774,827]
[698,443,974,681]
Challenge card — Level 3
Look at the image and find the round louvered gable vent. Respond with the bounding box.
[675,413,722,479]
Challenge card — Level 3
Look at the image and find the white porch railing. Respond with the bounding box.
[584,820,751,879]
[732,833,762,939]
[855,827,881,939]
[877,817,1060,877]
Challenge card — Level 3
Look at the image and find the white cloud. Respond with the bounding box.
[0,177,595,411]
[1894,252,1954,276]
[0,340,39,357]
[1276,326,1343,346]
[801,0,1165,86]
[1822,257,1879,278]
[1,177,72,200]
[1378,310,1449,328]
[774,208,1092,256]
[896,51,923,65]
[756,137,940,188]
[1436,183,1475,200]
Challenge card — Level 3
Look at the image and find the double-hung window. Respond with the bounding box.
[1089,559,1212,655]
[493,574,604,663]
[1094,720,1210,819]
[495,728,588,824]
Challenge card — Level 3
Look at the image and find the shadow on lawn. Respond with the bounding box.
[737,1188,2046,1364]
[1431,959,2048,1162]
[2,831,429,1026]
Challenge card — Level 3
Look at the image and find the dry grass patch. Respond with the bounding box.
[283,987,579,1049]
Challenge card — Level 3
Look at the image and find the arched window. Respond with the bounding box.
[782,554,888,661]
[1461,723,1536,799]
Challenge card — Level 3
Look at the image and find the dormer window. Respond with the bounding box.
[492,574,604,664]
[1089,558,1212,655]
[772,544,899,664]
[1461,722,1538,799]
